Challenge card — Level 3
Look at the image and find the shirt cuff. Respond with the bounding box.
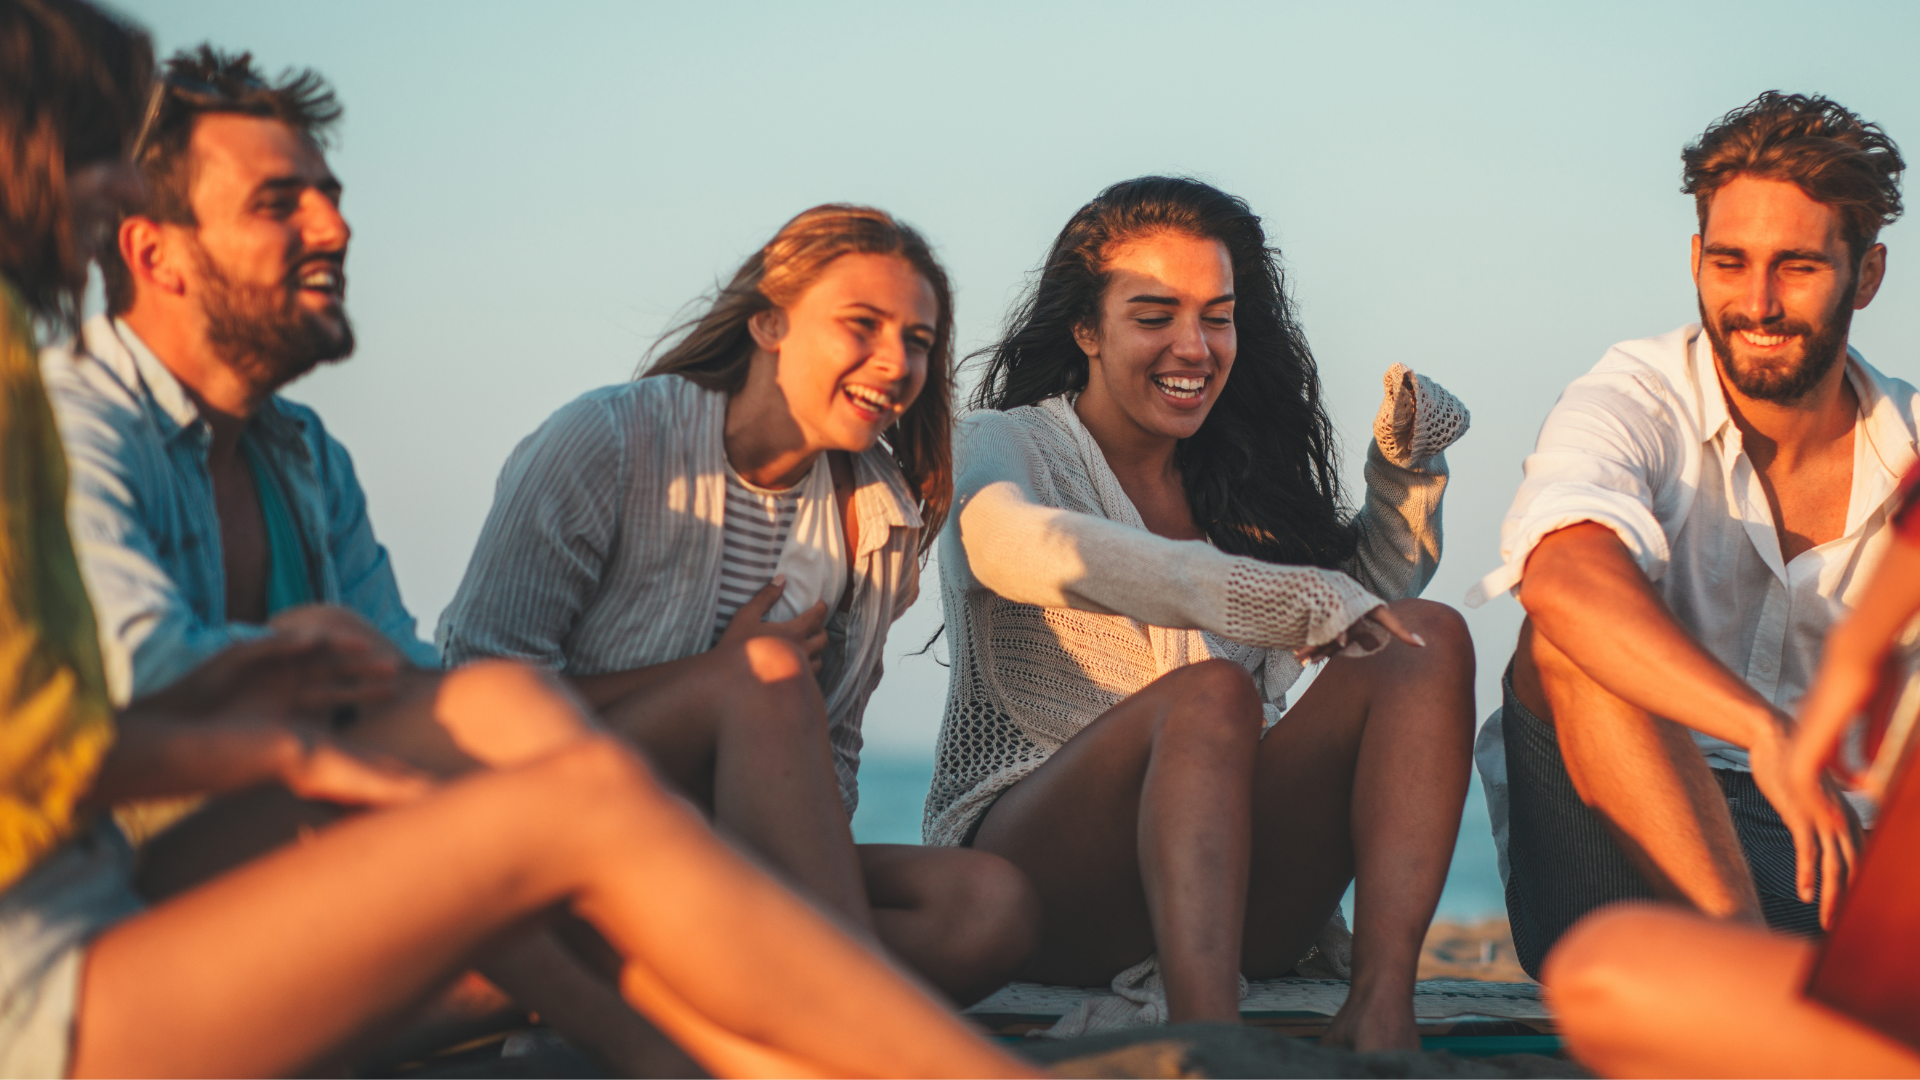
[1467,500,1669,608]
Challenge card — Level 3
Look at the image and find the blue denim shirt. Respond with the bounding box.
[41,317,439,702]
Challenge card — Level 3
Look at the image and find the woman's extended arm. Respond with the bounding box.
[954,413,1388,652]
[1346,364,1471,600]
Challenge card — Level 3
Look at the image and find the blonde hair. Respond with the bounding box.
[643,204,955,553]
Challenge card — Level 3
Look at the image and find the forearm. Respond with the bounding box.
[1520,522,1779,748]
[569,654,711,712]
[80,711,296,811]
[1347,442,1447,600]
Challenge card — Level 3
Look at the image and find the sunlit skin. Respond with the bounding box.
[966,229,1474,1052]
[566,253,1042,1008]
[1511,177,1886,940]
[36,126,1041,1079]
[1546,526,1920,1078]
[727,251,934,490]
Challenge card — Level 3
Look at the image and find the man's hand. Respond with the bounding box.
[716,576,829,674]
[1749,717,1862,927]
[269,604,410,666]
[273,723,435,808]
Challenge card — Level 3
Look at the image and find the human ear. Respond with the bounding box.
[748,307,790,352]
[1072,320,1101,362]
[119,217,186,298]
[1690,233,1703,283]
[1853,243,1888,310]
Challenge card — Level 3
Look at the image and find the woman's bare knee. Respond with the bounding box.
[434,659,597,769]
[739,636,811,685]
[1156,659,1263,743]
[1543,902,1671,1025]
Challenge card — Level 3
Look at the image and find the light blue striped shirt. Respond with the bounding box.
[438,374,924,814]
[41,317,439,702]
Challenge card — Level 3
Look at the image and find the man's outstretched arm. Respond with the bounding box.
[1519,521,1856,918]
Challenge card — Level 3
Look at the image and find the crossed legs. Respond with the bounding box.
[598,635,1040,1006]
[971,599,1475,1050]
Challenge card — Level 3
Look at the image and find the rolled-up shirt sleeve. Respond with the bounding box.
[1468,368,1686,606]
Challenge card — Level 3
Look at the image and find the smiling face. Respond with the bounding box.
[1693,175,1886,403]
[174,112,353,390]
[1073,230,1237,444]
[750,251,937,454]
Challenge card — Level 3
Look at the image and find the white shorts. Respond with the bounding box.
[0,818,142,1078]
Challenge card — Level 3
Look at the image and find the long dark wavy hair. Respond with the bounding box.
[0,0,150,329]
[973,176,1354,568]
[642,204,955,554]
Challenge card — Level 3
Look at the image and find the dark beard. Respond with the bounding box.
[1699,275,1856,404]
[192,241,354,391]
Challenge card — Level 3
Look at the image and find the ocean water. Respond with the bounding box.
[851,751,1507,922]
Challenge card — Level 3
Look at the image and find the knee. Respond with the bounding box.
[1542,903,1667,1030]
[532,734,679,817]
[1160,659,1263,742]
[915,850,1042,982]
[1386,598,1472,662]
[738,635,811,686]
[435,659,596,768]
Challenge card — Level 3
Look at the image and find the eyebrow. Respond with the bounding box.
[1702,243,1833,265]
[844,301,935,334]
[252,174,343,200]
[1126,292,1237,305]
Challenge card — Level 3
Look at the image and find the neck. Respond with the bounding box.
[122,301,271,460]
[1717,351,1860,472]
[1073,386,1181,489]
[723,356,823,489]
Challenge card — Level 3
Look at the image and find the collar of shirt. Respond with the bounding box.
[1688,326,1918,574]
[96,318,312,462]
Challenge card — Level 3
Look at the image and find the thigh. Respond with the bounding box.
[967,687,1177,984]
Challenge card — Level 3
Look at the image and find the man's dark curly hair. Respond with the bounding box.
[102,44,341,314]
[1683,91,1904,261]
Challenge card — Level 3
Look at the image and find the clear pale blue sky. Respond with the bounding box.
[115,1,1920,762]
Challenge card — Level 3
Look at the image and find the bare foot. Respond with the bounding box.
[1319,984,1420,1052]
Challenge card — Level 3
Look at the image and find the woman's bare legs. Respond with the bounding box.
[601,636,872,926]
[1243,599,1475,1051]
[73,735,1037,1079]
[973,657,1265,1022]
[972,599,1474,1043]
[1546,903,1920,1078]
[600,637,1041,1003]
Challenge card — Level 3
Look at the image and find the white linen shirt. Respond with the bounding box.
[1467,324,1920,877]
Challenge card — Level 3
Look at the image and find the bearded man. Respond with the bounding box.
[40,46,704,1075]
[44,45,435,701]
[1466,91,1909,978]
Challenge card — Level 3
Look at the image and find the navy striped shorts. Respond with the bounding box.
[1502,668,1821,979]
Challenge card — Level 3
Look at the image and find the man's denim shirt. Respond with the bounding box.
[41,316,439,703]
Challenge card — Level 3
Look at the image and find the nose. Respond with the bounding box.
[302,190,351,253]
[867,328,909,383]
[1742,262,1786,324]
[1170,313,1211,363]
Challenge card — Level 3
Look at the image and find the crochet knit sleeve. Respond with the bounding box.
[954,417,1387,652]
[1348,364,1470,601]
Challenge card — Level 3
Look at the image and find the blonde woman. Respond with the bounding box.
[440,206,1040,1005]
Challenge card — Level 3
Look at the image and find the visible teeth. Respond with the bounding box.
[1152,374,1206,398]
[1739,331,1791,347]
[299,268,339,290]
[844,385,894,411]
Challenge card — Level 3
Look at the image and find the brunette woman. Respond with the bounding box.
[927,176,1476,1050]
[0,5,1036,1075]
[439,206,1040,1006]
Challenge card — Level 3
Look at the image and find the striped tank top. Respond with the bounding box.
[712,462,806,643]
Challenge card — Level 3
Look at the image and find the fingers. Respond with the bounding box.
[286,738,435,808]
[1368,607,1427,648]
[733,577,789,628]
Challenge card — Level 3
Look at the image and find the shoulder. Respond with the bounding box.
[547,374,722,444]
[39,320,143,422]
[958,403,1070,459]
[1548,325,1703,439]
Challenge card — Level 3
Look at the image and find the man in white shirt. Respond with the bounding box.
[1468,91,1909,977]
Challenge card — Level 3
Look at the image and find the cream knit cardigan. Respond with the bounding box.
[924,364,1469,846]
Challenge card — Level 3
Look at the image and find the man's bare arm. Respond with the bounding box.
[1519,522,1782,747]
